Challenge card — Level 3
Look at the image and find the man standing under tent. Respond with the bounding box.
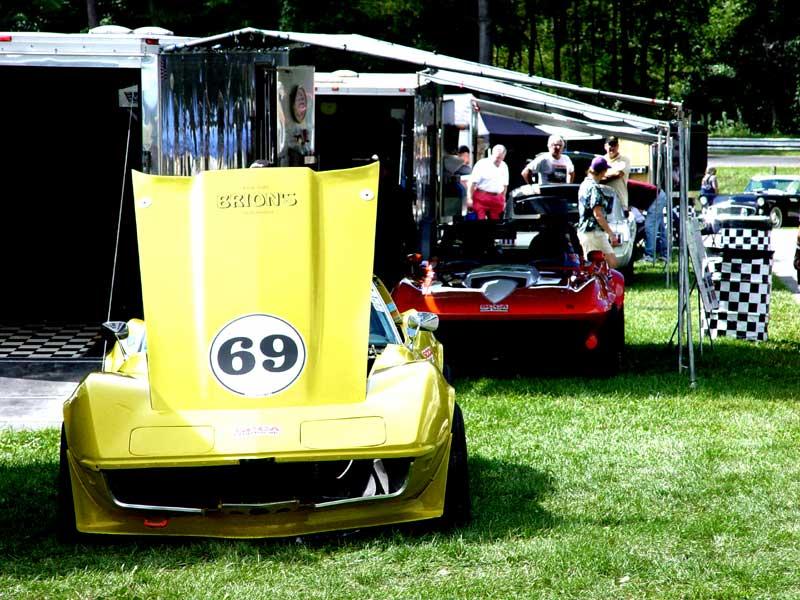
[521,134,575,184]
[467,144,509,220]
[601,136,631,210]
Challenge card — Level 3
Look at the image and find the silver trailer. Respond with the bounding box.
[0,28,312,358]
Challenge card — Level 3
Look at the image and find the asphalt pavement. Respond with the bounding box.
[1,230,798,430]
[708,154,800,168]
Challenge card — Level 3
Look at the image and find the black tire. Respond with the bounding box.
[619,260,634,284]
[56,425,80,543]
[769,206,783,229]
[595,306,624,376]
[438,403,471,529]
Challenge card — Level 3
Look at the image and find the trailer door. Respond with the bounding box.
[413,83,441,258]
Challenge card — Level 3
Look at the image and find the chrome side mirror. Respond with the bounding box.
[408,311,439,333]
[102,320,129,341]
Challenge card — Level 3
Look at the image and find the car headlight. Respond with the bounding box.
[700,196,708,206]
[757,197,765,206]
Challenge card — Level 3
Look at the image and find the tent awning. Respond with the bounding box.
[480,113,548,137]
[162,28,671,139]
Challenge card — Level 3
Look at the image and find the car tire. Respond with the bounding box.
[618,260,634,283]
[442,361,456,384]
[56,425,81,543]
[593,306,624,376]
[769,206,783,229]
[437,403,471,529]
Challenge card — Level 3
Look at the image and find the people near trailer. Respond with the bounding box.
[444,145,474,214]
[700,166,718,197]
[601,136,631,210]
[374,157,417,288]
[628,179,669,262]
[467,144,509,220]
[457,145,472,174]
[520,134,575,184]
[577,156,620,268]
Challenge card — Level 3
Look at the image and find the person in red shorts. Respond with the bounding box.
[467,144,509,220]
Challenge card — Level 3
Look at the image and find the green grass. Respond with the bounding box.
[716,166,800,195]
[2,265,800,598]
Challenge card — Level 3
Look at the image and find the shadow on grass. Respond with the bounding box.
[0,453,556,575]
[451,334,800,401]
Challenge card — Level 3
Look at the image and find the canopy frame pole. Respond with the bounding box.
[675,113,696,384]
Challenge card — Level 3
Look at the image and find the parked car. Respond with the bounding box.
[699,174,800,229]
[794,224,800,282]
[509,182,637,274]
[699,193,782,228]
[744,174,800,227]
[393,203,625,374]
[58,164,470,540]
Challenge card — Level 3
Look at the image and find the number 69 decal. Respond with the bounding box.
[209,314,307,397]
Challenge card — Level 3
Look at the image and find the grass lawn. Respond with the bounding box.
[1,264,799,599]
[716,166,800,195]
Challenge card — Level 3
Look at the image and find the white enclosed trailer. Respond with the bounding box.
[0,28,311,358]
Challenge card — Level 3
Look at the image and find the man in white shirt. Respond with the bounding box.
[601,135,631,210]
[521,134,575,184]
[467,145,509,220]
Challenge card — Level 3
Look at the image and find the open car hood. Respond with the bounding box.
[131,164,379,411]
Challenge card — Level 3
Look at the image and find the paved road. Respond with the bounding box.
[708,154,800,168]
[1,233,798,430]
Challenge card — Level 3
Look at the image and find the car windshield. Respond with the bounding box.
[745,178,794,193]
[437,220,579,266]
[369,287,401,347]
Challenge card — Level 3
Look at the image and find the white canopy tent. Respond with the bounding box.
[164,28,697,382]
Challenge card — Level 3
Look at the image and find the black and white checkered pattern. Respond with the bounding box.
[706,311,769,342]
[0,324,103,359]
[708,227,772,252]
[716,279,771,314]
[703,225,773,341]
[710,257,772,284]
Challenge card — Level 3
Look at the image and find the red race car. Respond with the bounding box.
[392,201,625,374]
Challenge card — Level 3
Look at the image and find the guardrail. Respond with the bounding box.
[709,137,800,152]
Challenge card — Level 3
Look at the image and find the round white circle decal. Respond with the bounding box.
[209,314,306,397]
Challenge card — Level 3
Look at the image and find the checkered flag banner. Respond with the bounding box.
[707,227,772,252]
[705,310,769,342]
[702,223,773,341]
[710,257,773,283]
[716,278,772,314]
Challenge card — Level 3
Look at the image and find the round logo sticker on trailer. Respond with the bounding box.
[209,314,307,397]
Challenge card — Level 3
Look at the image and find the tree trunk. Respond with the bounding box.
[637,22,649,96]
[552,6,565,81]
[570,0,581,85]
[620,0,633,92]
[609,1,618,87]
[528,19,537,75]
[589,0,597,87]
[662,29,671,99]
[478,0,491,65]
[86,0,98,29]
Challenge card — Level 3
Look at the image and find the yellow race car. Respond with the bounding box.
[58,163,470,539]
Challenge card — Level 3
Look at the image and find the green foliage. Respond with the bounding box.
[5,0,800,133]
[708,111,754,138]
[715,166,800,194]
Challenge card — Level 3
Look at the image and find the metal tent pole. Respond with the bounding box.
[677,114,696,384]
